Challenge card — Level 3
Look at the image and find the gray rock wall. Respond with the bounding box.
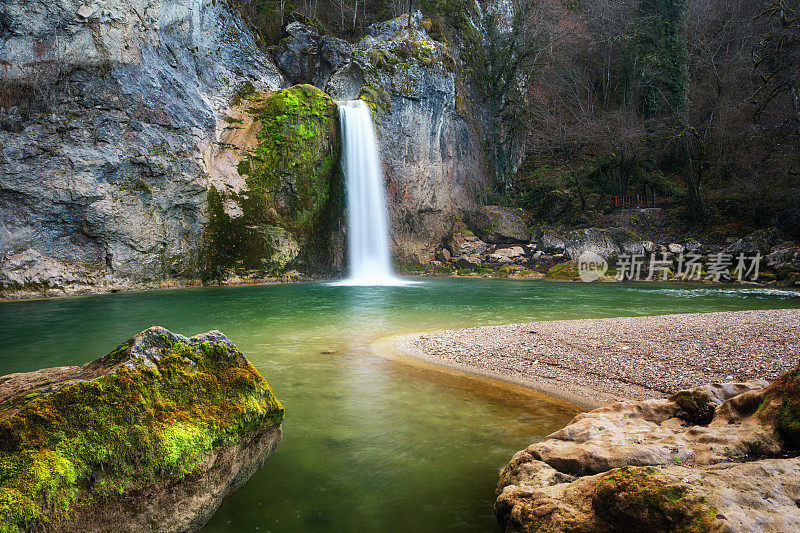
[355,16,488,264]
[1,6,490,296]
[0,0,283,296]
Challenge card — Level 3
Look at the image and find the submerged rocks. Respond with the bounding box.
[495,368,800,532]
[0,327,284,532]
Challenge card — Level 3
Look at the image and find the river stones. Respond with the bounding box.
[0,327,284,532]
[495,369,800,532]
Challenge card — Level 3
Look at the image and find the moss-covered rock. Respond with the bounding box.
[670,389,717,426]
[495,368,800,532]
[593,467,715,533]
[0,327,283,532]
[757,366,800,448]
[203,85,343,280]
[465,205,532,244]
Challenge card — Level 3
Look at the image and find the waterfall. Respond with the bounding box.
[335,100,405,286]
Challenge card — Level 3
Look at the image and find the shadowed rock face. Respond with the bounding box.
[0,327,284,532]
[495,372,800,532]
[0,0,283,297]
[466,206,531,244]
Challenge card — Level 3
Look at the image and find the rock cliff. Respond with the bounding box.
[0,326,284,532]
[0,0,284,297]
[1,4,489,297]
[270,12,489,264]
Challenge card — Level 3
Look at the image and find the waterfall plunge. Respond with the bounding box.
[335,100,407,286]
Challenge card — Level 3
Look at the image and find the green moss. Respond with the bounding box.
[242,85,339,232]
[230,80,256,107]
[670,390,716,426]
[546,262,580,280]
[759,366,800,448]
[202,85,343,280]
[491,266,510,278]
[0,338,283,532]
[358,85,391,116]
[594,467,716,533]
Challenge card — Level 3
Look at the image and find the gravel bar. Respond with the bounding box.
[395,309,800,408]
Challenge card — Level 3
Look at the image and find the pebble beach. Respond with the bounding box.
[396,308,800,407]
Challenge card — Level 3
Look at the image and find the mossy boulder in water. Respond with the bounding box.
[0,327,284,532]
[203,84,343,279]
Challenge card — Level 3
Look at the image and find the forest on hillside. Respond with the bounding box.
[231,0,800,240]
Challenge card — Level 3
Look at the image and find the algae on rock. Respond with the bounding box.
[202,84,344,279]
[0,327,284,532]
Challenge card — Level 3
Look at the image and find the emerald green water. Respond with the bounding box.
[2,279,799,532]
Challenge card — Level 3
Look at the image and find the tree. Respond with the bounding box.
[753,0,800,135]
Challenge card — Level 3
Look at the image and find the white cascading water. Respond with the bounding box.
[335,100,406,286]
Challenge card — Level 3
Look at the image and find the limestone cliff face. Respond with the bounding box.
[284,13,490,264]
[354,16,488,264]
[1,5,489,297]
[0,0,283,296]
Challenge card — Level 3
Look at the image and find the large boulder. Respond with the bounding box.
[0,327,284,532]
[325,62,365,100]
[495,369,800,532]
[274,21,320,84]
[466,206,531,244]
[726,227,782,256]
[315,36,353,89]
[767,245,800,271]
[610,229,645,256]
[537,228,566,254]
[274,20,353,90]
[564,228,621,260]
[446,229,488,258]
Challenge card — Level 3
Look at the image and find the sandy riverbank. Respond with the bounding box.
[394,308,800,408]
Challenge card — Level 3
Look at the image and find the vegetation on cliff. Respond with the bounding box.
[0,328,284,532]
[203,84,342,279]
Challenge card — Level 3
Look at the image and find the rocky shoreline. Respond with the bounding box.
[495,372,800,532]
[402,216,800,288]
[395,309,800,532]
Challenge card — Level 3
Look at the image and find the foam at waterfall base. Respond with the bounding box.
[328,275,419,287]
